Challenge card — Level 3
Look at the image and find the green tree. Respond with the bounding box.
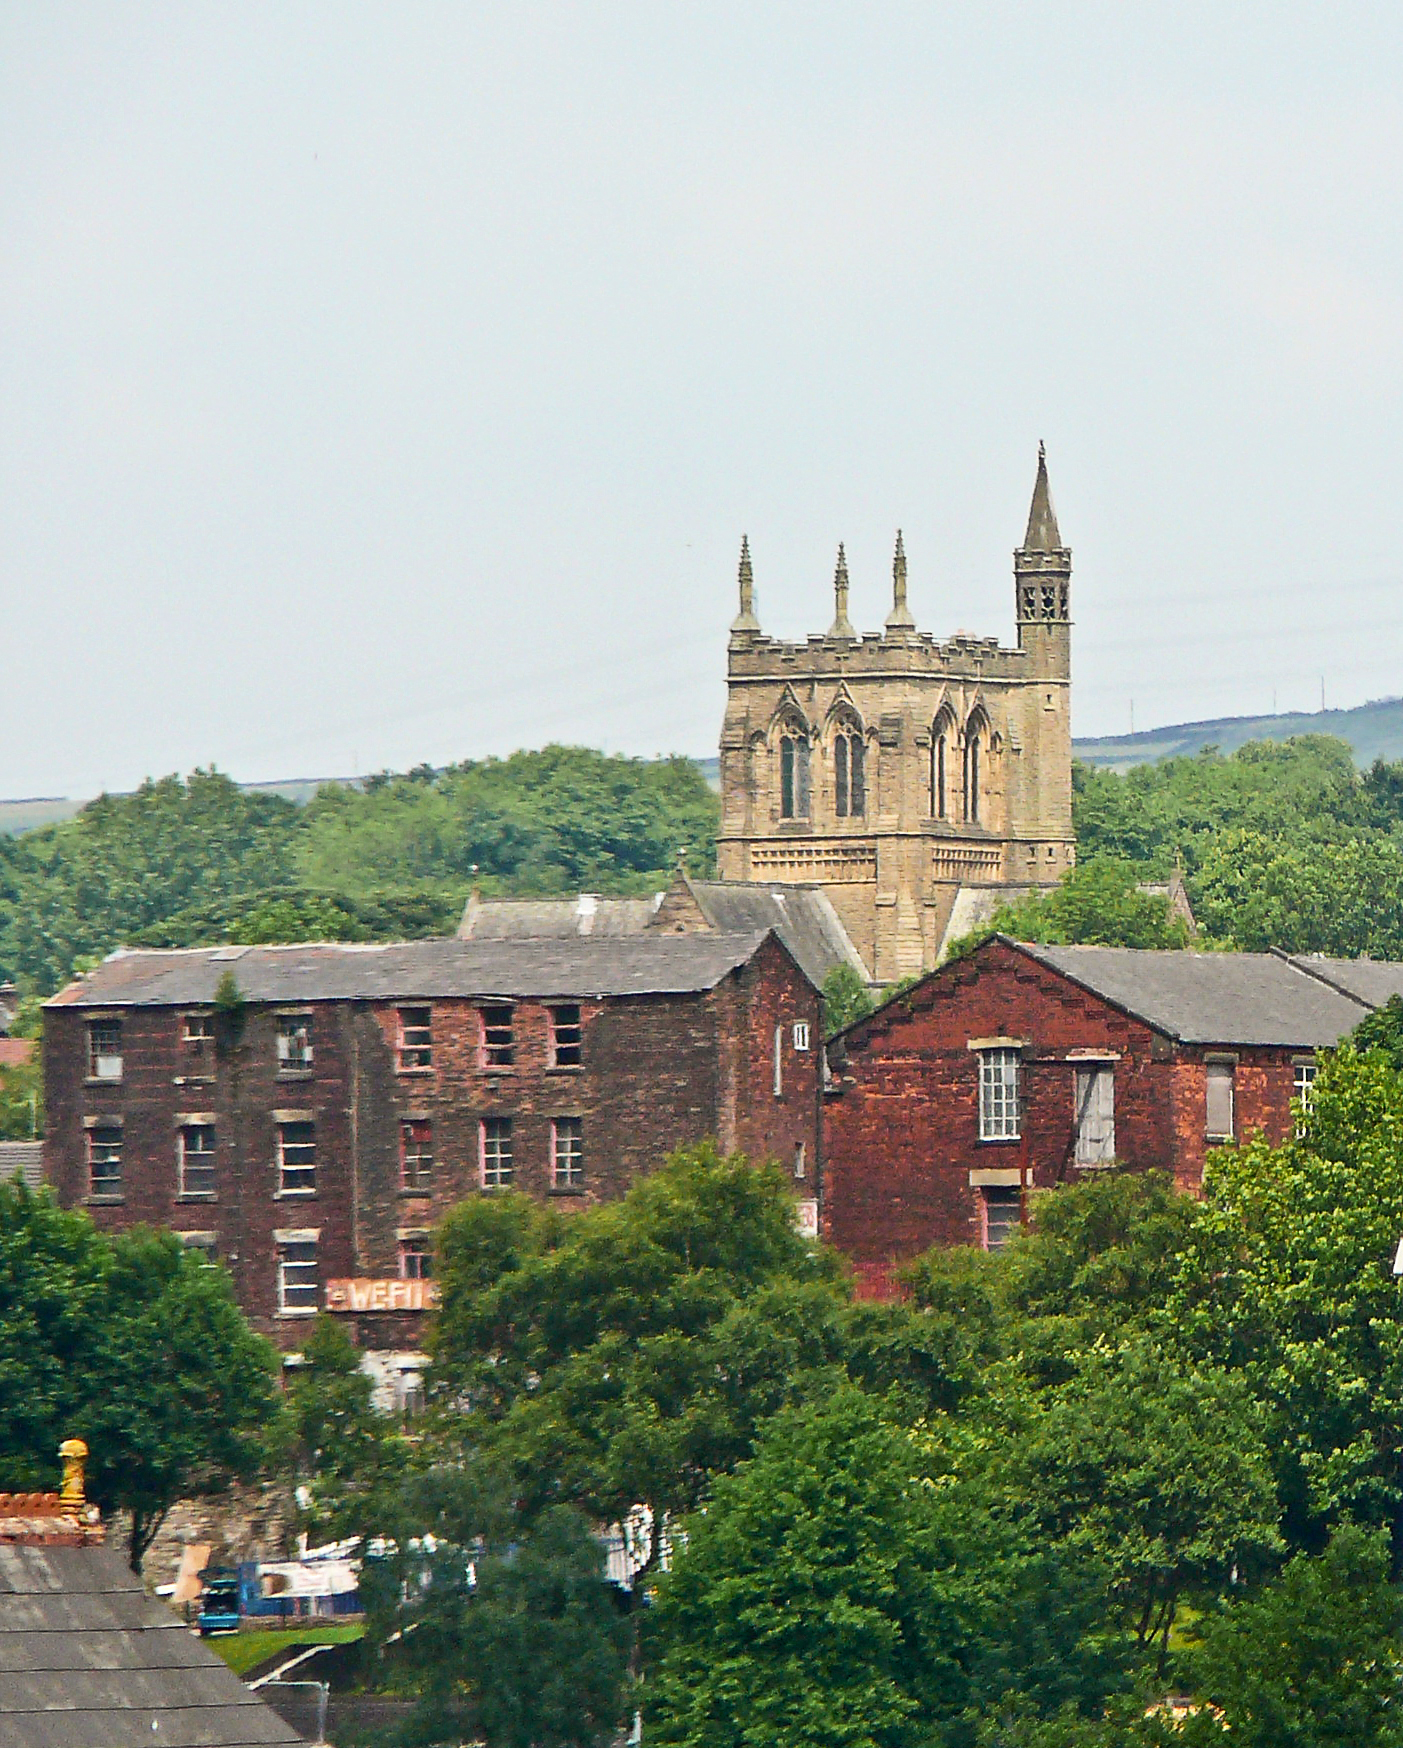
[950,858,1193,957]
[0,1185,278,1567]
[1181,1527,1403,1748]
[822,962,877,1036]
[360,1464,630,1748]
[285,1315,407,1538]
[0,1053,42,1139]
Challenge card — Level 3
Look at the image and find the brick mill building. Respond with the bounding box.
[718,447,1076,984]
[824,937,1403,1296]
[43,930,822,1394]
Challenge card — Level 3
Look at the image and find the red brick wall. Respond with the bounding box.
[42,939,822,1348]
[823,938,1308,1288]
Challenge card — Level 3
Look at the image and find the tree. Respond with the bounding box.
[0,1052,42,1139]
[822,962,876,1036]
[1182,1527,1403,1748]
[284,1314,408,1539]
[359,1464,630,1748]
[950,858,1193,957]
[0,1185,279,1567]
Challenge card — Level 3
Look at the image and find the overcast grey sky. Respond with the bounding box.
[4,4,1403,796]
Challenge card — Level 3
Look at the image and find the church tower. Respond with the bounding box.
[716,451,1076,983]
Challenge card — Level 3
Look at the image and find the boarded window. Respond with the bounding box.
[931,722,952,819]
[88,1020,123,1082]
[482,1117,513,1187]
[982,1185,1021,1251]
[178,1124,217,1197]
[964,733,981,822]
[401,1119,433,1191]
[398,1007,432,1070]
[552,1117,584,1188]
[550,1005,582,1067]
[1074,1068,1115,1165]
[979,1048,1021,1140]
[834,732,865,818]
[1206,1063,1235,1140]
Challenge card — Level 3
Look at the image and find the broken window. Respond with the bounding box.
[277,1014,313,1072]
[399,1236,432,1280]
[183,1013,214,1047]
[1073,1068,1115,1165]
[178,1124,217,1197]
[88,1125,123,1196]
[278,1239,319,1314]
[278,1121,317,1194]
[400,1119,433,1191]
[1206,1063,1235,1141]
[550,1004,582,1067]
[88,1019,123,1082]
[480,1005,515,1069]
[552,1117,584,1188]
[398,1007,432,1070]
[481,1117,513,1188]
[978,1048,1021,1140]
[981,1185,1021,1252]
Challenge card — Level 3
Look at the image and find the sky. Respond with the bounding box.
[4,4,1403,797]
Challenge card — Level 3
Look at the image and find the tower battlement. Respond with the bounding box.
[717,449,1075,982]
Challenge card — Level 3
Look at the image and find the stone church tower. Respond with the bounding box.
[716,448,1075,983]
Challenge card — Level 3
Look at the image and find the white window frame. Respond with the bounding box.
[398,1006,433,1071]
[1293,1058,1318,1136]
[481,1116,513,1188]
[398,1235,432,1280]
[551,1117,584,1188]
[773,1025,784,1098]
[178,1123,217,1198]
[88,1019,123,1082]
[87,1123,123,1196]
[793,1142,807,1180]
[276,1233,320,1315]
[277,1120,317,1194]
[792,1021,811,1053]
[978,1048,1022,1141]
[400,1118,433,1191]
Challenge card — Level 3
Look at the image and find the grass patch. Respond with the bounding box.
[209,1622,364,1678]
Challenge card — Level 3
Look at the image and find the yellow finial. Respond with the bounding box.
[58,1438,88,1509]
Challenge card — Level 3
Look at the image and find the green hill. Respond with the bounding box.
[1074,697,1403,771]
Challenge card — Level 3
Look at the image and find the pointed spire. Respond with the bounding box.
[1021,441,1062,551]
[826,543,857,640]
[885,529,915,632]
[729,534,761,634]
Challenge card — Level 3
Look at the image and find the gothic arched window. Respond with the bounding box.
[964,715,987,824]
[779,730,811,819]
[931,712,954,820]
[833,727,865,818]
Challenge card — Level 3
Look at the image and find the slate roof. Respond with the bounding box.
[1285,954,1403,1010]
[46,932,783,1009]
[1015,941,1371,1046]
[459,893,661,940]
[0,1541,303,1746]
[685,882,868,987]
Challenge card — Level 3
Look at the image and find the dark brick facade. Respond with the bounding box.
[44,934,821,1348]
[824,938,1319,1296]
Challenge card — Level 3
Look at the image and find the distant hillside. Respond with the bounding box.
[1074,697,1403,771]
[0,776,358,837]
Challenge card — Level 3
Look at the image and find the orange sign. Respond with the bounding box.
[324,1278,440,1313]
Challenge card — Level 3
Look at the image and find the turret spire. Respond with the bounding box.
[885,529,915,632]
[1022,440,1062,552]
[730,534,761,634]
[826,543,857,640]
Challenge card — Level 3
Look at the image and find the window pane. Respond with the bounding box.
[481,1005,514,1068]
[278,1121,317,1192]
[482,1117,513,1187]
[277,1017,313,1069]
[979,1049,1021,1140]
[89,1020,123,1081]
[399,1007,433,1069]
[179,1124,217,1196]
[88,1126,123,1193]
[551,1005,582,1067]
[552,1117,583,1187]
[401,1119,433,1190]
[279,1241,319,1311]
[399,1237,432,1280]
[982,1186,1021,1251]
